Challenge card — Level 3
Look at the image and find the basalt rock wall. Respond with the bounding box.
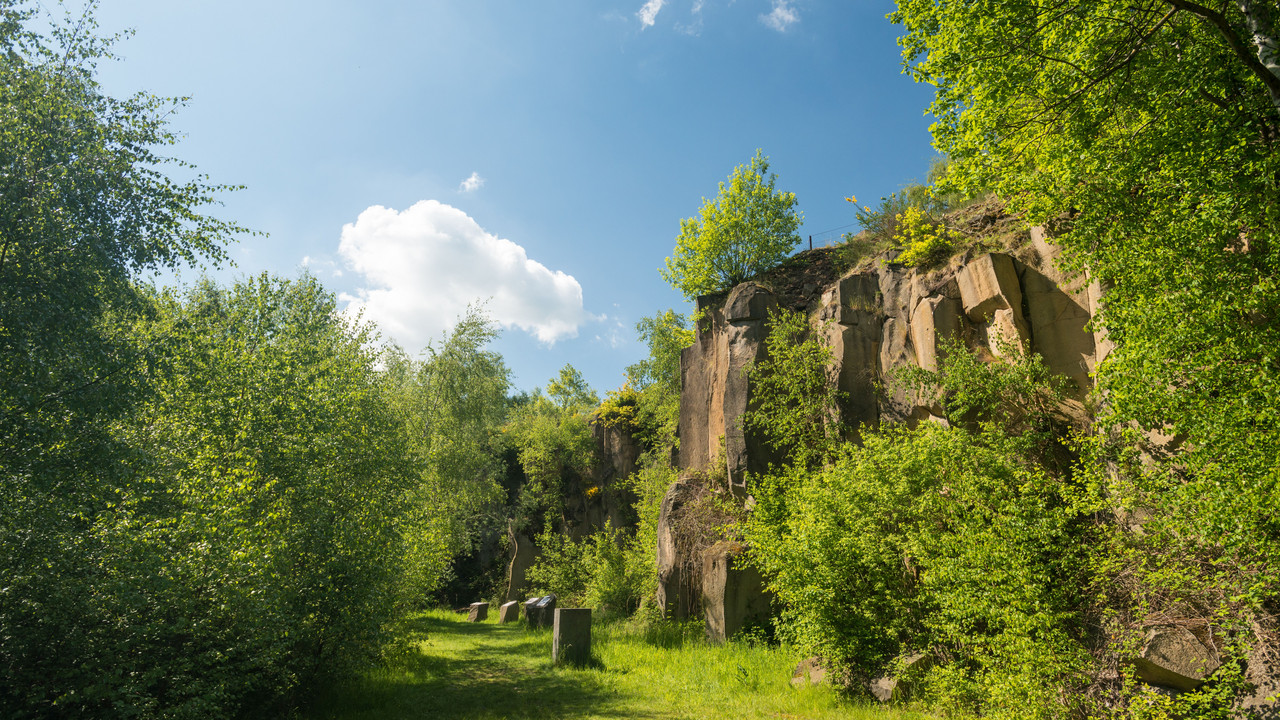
[660,230,1106,621]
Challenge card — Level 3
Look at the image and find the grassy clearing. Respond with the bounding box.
[307,609,928,720]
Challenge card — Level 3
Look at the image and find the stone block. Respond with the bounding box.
[467,602,488,622]
[552,608,592,666]
[1132,625,1221,692]
[790,657,828,688]
[956,253,1023,322]
[498,600,519,624]
[524,594,557,629]
[701,541,772,644]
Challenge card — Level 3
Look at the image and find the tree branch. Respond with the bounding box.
[1165,0,1280,111]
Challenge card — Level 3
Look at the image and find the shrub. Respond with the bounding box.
[893,205,958,267]
[746,343,1103,718]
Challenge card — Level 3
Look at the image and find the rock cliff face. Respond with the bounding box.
[504,419,642,601]
[659,228,1107,623]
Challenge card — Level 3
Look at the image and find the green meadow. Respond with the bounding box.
[308,610,926,720]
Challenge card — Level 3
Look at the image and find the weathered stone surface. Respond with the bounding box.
[956,253,1024,325]
[821,273,881,437]
[467,602,489,622]
[701,541,772,644]
[869,653,932,703]
[676,296,727,476]
[1239,647,1280,719]
[1020,264,1095,393]
[656,481,698,620]
[497,600,519,624]
[563,420,643,537]
[725,282,775,321]
[552,608,592,666]
[790,657,828,688]
[523,594,557,629]
[1132,626,1221,692]
[722,284,778,495]
[910,296,963,372]
[869,677,898,703]
[505,525,540,602]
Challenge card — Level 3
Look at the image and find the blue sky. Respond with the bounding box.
[86,0,938,394]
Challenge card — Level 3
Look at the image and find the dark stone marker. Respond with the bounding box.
[467,602,488,622]
[526,594,557,629]
[498,600,519,624]
[552,608,591,666]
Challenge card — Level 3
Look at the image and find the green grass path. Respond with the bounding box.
[308,610,927,720]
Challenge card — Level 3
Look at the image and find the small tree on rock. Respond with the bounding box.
[661,150,802,301]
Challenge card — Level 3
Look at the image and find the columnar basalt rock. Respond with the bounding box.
[662,244,1105,627]
[655,481,698,619]
[701,541,772,644]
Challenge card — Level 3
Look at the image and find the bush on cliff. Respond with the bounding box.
[661,150,803,300]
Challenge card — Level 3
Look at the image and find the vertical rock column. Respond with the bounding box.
[819,273,883,437]
[701,541,772,643]
[720,283,779,495]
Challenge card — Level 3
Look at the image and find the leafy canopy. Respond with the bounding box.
[891,0,1280,604]
[661,149,802,300]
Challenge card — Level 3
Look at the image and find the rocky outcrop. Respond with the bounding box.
[662,236,1106,621]
[1132,625,1222,692]
[701,540,772,643]
[655,480,698,619]
[677,283,782,497]
[504,525,540,602]
[505,419,641,599]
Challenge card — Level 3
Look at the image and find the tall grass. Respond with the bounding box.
[307,609,929,720]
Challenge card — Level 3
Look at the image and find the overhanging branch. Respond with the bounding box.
[1165,0,1280,111]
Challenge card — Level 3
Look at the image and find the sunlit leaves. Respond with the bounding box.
[661,149,802,300]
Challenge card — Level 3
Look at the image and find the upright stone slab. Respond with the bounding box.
[498,600,520,624]
[701,541,771,643]
[526,594,557,629]
[552,608,592,666]
[467,602,489,622]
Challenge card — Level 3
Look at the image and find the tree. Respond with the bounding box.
[661,149,802,300]
[891,0,1280,696]
[382,305,511,600]
[0,3,244,714]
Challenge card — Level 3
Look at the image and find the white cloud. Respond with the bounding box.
[338,200,593,347]
[761,0,798,31]
[637,0,665,27]
[459,171,485,193]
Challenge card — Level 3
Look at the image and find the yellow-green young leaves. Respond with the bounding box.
[661,149,802,300]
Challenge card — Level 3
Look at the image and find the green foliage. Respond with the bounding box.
[503,365,599,532]
[892,0,1280,674]
[892,206,957,267]
[744,308,845,470]
[623,309,693,449]
[525,523,648,613]
[661,149,803,300]
[748,346,1102,718]
[381,305,511,601]
[594,385,641,431]
[547,363,599,412]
